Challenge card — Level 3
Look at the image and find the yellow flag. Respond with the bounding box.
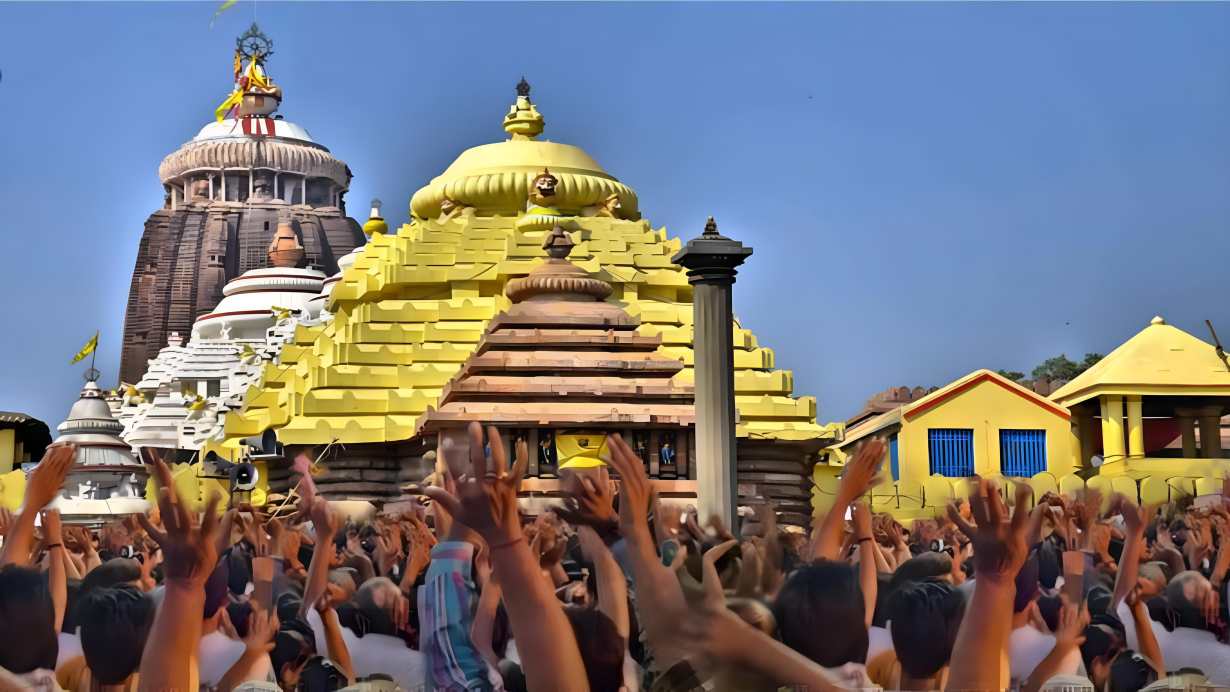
[215,89,243,122]
[210,0,238,28]
[70,331,99,364]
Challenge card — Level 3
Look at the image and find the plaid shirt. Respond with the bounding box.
[417,541,502,692]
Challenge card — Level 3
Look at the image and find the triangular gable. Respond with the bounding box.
[904,369,1070,421]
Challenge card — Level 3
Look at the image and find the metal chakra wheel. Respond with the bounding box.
[237,22,274,62]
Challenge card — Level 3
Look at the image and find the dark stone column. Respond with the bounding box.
[671,218,752,525]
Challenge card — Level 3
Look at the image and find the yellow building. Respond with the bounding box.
[819,370,1076,518]
[1050,316,1230,505]
[0,412,50,510]
[223,83,838,523]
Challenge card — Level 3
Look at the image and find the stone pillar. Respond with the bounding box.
[671,217,753,525]
[1074,409,1096,468]
[221,168,227,201]
[1176,408,1199,457]
[301,176,308,206]
[274,172,281,201]
[208,175,215,201]
[1100,395,1125,464]
[1126,395,1145,459]
[1198,405,1223,458]
[248,168,254,200]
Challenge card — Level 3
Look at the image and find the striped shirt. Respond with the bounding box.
[417,541,502,691]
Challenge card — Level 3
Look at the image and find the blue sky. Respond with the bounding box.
[1,2,1227,429]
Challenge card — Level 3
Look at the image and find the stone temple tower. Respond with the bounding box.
[119,23,365,384]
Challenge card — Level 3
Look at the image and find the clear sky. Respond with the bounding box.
[1,2,1227,430]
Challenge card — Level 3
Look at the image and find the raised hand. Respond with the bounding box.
[602,433,655,541]
[953,479,1032,584]
[137,452,222,587]
[421,423,526,546]
[556,466,617,530]
[838,438,887,503]
[245,607,279,654]
[24,443,75,511]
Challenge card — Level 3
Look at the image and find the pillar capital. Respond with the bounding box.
[670,217,753,285]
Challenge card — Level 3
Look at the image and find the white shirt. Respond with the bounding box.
[56,631,82,669]
[1009,625,1065,685]
[198,630,248,689]
[345,631,427,692]
[867,625,894,663]
[1156,627,1230,685]
[1115,602,1168,654]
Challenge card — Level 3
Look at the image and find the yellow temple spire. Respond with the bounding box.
[502,77,544,140]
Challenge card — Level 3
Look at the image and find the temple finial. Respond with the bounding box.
[703,216,719,236]
[503,79,544,140]
[542,225,575,259]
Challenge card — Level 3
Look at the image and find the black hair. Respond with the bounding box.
[225,546,253,597]
[1013,552,1040,613]
[78,585,156,684]
[1036,593,1062,633]
[888,552,951,591]
[773,560,868,667]
[227,600,253,639]
[564,607,625,692]
[1107,650,1158,692]
[888,580,966,679]
[81,557,141,593]
[1036,539,1062,589]
[0,565,58,673]
[62,578,84,635]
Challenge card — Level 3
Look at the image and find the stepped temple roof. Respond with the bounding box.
[55,372,149,519]
[417,226,693,433]
[224,82,836,447]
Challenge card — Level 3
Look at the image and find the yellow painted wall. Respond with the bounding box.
[898,378,1077,482]
[0,428,15,474]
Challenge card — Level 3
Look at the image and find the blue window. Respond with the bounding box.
[889,435,900,481]
[1000,429,1047,477]
[928,428,974,477]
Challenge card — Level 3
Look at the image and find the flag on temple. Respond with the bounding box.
[210,0,238,28]
[232,50,242,81]
[70,331,99,364]
[215,89,243,122]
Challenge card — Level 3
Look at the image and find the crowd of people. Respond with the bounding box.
[0,425,1228,691]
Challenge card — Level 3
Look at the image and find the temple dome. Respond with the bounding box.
[410,82,638,220]
[193,266,326,340]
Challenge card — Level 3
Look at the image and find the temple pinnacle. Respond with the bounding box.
[516,76,531,99]
[703,216,719,236]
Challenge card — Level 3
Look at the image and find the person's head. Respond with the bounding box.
[1106,650,1159,691]
[1136,563,1167,600]
[889,552,952,590]
[564,607,625,692]
[226,547,253,597]
[1080,619,1127,689]
[773,560,868,667]
[81,558,141,593]
[353,577,403,637]
[0,565,58,674]
[270,626,316,689]
[887,580,966,681]
[327,568,357,600]
[78,585,156,684]
[1165,570,1216,631]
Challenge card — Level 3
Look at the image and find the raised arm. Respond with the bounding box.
[424,423,588,692]
[315,586,355,683]
[299,496,338,618]
[0,444,74,567]
[851,502,877,628]
[947,481,1032,691]
[137,452,222,692]
[217,606,278,692]
[809,439,886,562]
[1110,496,1149,612]
[578,525,629,641]
[42,510,67,632]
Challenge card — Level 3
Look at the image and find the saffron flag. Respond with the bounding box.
[215,89,243,122]
[70,331,99,364]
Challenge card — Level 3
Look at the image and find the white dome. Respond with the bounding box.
[193,266,326,340]
[192,118,315,144]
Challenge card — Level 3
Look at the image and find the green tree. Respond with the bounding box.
[1029,353,1104,381]
[996,369,1026,382]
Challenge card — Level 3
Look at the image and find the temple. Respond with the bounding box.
[118,24,365,384]
[222,82,838,525]
[54,373,150,523]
